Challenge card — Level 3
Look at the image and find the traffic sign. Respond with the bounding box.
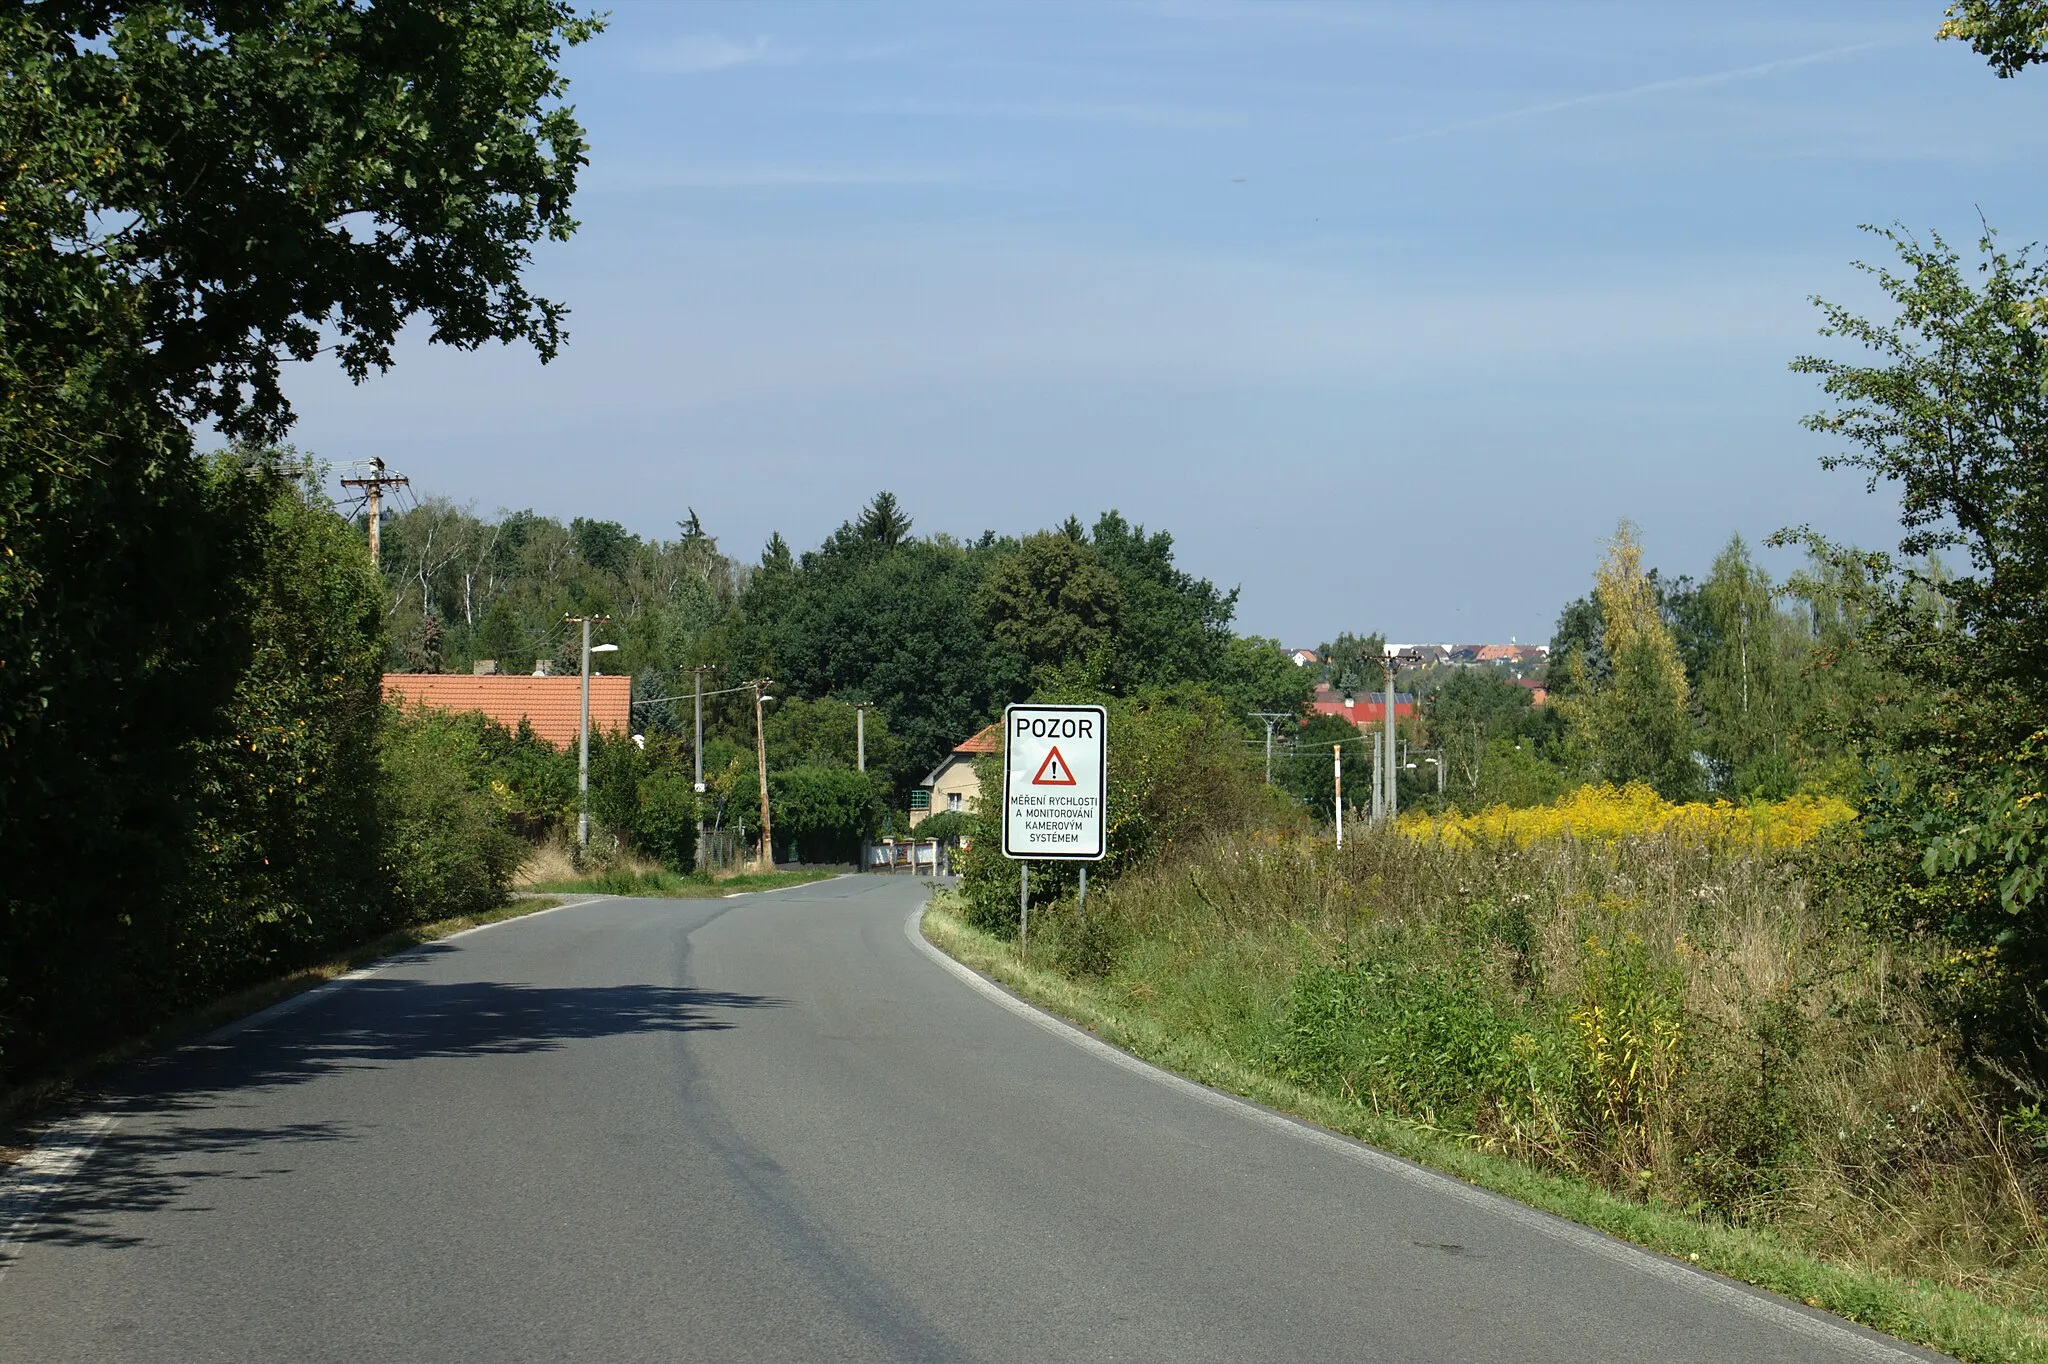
[1002,704,1106,860]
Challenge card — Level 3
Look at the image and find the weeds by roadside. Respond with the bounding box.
[939,817,2048,1361]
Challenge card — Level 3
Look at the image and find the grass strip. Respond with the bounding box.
[920,897,2048,1364]
[524,867,845,898]
[0,894,575,1134]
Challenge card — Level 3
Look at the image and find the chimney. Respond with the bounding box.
[473,660,499,676]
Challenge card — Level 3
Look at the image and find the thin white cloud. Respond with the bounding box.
[1390,40,1897,145]
[634,33,931,76]
[595,166,961,190]
[643,33,775,74]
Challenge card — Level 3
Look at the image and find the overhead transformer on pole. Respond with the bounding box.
[339,457,408,567]
[1001,703,1108,957]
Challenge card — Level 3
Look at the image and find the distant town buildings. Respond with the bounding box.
[1312,683,1415,727]
[1287,642,1549,669]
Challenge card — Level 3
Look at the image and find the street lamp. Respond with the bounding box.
[749,680,776,868]
[567,616,616,849]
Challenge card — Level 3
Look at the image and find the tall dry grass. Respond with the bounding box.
[1028,824,2048,1310]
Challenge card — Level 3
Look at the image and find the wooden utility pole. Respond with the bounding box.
[750,679,774,868]
[339,458,409,568]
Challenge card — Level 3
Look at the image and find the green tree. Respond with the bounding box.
[1277,712,1374,821]
[0,0,600,1079]
[1560,523,1698,799]
[1694,536,1803,797]
[770,766,880,863]
[1212,635,1316,730]
[981,531,1124,682]
[1794,225,2048,1065]
[1426,669,1559,807]
[1087,511,1236,687]
[764,696,904,776]
[1319,631,1389,697]
[1940,0,2048,76]
[1547,596,1606,699]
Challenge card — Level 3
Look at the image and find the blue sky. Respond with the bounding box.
[284,1,2048,646]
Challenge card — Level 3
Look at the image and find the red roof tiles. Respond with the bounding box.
[382,674,631,750]
[954,723,1004,755]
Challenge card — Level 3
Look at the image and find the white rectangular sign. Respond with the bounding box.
[1001,703,1107,861]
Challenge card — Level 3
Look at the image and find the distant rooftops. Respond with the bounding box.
[381,672,630,750]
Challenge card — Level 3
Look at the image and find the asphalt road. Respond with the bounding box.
[0,875,1941,1363]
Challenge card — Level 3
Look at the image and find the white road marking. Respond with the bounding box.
[0,1114,117,1276]
[903,904,1936,1364]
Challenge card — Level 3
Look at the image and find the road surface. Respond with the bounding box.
[0,875,1939,1362]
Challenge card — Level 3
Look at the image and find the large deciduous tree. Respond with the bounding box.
[0,0,599,1076]
[1794,225,2048,1066]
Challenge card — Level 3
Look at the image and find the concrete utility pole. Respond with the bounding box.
[855,702,870,773]
[750,679,774,867]
[339,458,409,568]
[1383,654,1399,824]
[1249,712,1289,785]
[690,665,714,869]
[1370,733,1384,825]
[565,614,613,849]
[1333,744,1344,849]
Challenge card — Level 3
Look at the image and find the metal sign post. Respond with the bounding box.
[1002,703,1108,957]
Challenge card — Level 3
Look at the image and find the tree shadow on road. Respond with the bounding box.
[8,978,782,1255]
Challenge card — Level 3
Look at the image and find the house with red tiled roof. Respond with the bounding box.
[1515,677,1549,707]
[1311,683,1413,728]
[382,671,631,750]
[913,722,1000,827]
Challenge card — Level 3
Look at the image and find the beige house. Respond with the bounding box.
[912,723,1001,827]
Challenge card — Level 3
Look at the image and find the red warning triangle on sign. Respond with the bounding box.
[1032,746,1078,786]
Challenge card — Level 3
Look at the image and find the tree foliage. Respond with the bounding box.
[0,0,599,1081]
[1557,523,1698,800]
[1940,0,2048,77]
[1794,224,2048,1071]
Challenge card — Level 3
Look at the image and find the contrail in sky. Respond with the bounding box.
[1387,40,1896,145]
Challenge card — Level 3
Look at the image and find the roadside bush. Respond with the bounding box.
[380,704,524,923]
[958,684,1287,935]
[634,767,700,873]
[911,809,971,847]
[770,764,879,863]
[1020,823,2048,1309]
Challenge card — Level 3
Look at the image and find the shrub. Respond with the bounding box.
[1401,783,1855,850]
[958,684,1283,934]
[380,704,524,923]
[634,767,700,873]
[1016,822,2048,1307]
[770,764,879,863]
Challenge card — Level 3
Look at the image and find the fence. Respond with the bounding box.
[699,827,747,874]
[865,839,945,875]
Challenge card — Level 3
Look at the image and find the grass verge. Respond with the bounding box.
[523,867,845,898]
[0,894,571,1136]
[920,895,2048,1364]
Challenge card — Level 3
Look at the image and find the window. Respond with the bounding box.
[947,792,964,811]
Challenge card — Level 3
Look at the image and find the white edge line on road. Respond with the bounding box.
[0,894,613,1274]
[903,904,1936,1364]
[0,1113,116,1275]
[723,872,861,898]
